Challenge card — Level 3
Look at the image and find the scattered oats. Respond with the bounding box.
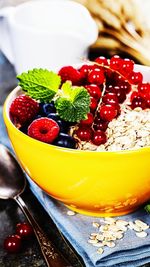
[116,220,129,226]
[89,235,97,240]
[97,248,104,254]
[93,242,104,247]
[100,225,109,232]
[132,225,142,232]
[88,217,149,254]
[104,235,116,242]
[115,232,124,239]
[90,233,98,237]
[128,221,135,230]
[134,220,149,230]
[88,239,98,244]
[92,222,100,228]
[105,217,116,224]
[67,210,75,216]
[108,225,120,232]
[106,241,116,248]
[136,231,148,238]
[96,234,104,241]
[116,224,127,232]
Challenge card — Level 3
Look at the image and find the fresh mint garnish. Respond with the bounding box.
[145,204,150,214]
[55,81,90,122]
[17,70,90,122]
[17,69,61,102]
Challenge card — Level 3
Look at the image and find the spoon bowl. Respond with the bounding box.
[0,144,25,199]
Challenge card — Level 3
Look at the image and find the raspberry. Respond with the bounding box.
[10,95,39,125]
[28,118,60,143]
[58,66,82,85]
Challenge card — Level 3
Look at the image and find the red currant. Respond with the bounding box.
[99,104,117,121]
[90,97,98,112]
[88,68,105,85]
[146,97,150,108]
[95,56,108,66]
[76,127,92,141]
[130,91,139,101]
[128,71,143,85]
[138,83,150,94]
[140,91,150,100]
[120,81,131,94]
[79,64,91,80]
[110,55,123,71]
[16,222,34,238]
[4,235,21,253]
[115,74,125,84]
[105,85,113,93]
[92,130,107,146]
[85,84,101,100]
[105,68,112,80]
[80,113,94,126]
[93,117,108,131]
[119,58,134,76]
[102,92,118,105]
[111,86,126,103]
[131,96,147,109]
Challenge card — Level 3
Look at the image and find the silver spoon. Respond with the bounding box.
[0,144,71,267]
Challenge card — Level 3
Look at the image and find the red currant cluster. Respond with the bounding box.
[73,55,150,146]
[3,222,34,253]
[130,83,150,109]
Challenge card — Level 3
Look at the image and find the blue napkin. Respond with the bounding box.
[1,106,150,267]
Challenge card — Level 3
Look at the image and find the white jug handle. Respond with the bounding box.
[0,7,15,64]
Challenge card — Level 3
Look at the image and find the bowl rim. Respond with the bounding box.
[3,65,150,155]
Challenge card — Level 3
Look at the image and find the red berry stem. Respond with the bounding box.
[91,83,107,128]
[85,59,134,87]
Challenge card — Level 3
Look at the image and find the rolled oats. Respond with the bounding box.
[67,210,76,216]
[92,222,100,228]
[97,248,104,254]
[76,105,150,152]
[135,220,149,230]
[88,217,149,254]
[136,231,148,238]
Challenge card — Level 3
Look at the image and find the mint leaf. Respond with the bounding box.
[61,81,72,95]
[145,204,150,214]
[55,82,90,122]
[17,69,61,102]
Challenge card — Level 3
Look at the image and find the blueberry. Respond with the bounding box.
[40,102,56,115]
[56,120,69,133]
[33,114,42,120]
[20,124,29,134]
[47,113,69,133]
[47,113,60,121]
[53,133,76,149]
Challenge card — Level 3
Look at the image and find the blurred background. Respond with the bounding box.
[0,0,150,105]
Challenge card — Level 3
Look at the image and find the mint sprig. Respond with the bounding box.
[55,82,90,122]
[17,69,90,122]
[145,204,150,214]
[17,69,61,102]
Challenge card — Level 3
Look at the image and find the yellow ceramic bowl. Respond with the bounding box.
[3,64,150,217]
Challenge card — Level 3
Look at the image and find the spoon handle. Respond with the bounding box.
[15,195,71,267]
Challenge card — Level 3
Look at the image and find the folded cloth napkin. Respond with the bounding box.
[1,106,150,267]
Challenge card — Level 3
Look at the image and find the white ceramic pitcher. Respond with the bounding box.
[0,0,98,74]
